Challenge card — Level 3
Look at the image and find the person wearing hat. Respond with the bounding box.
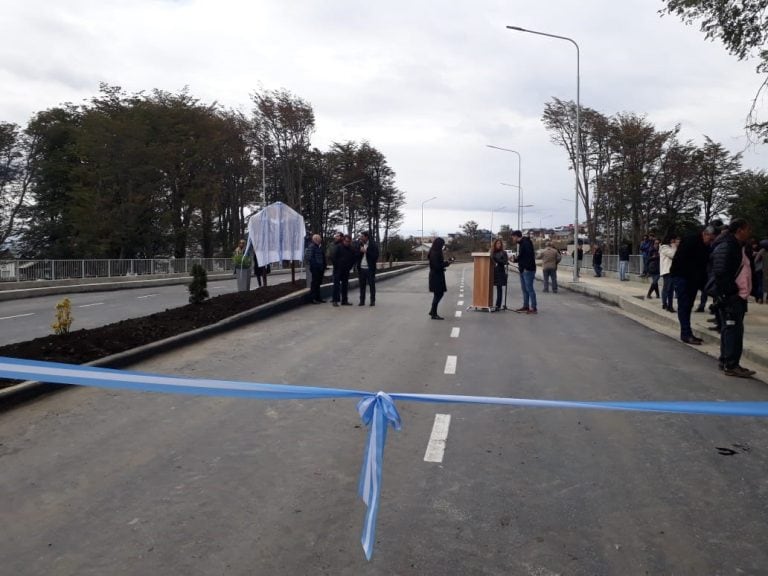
[511,230,537,314]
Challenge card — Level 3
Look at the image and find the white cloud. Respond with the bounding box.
[1,0,764,237]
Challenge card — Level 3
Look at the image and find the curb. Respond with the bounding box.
[555,275,768,373]
[0,264,425,407]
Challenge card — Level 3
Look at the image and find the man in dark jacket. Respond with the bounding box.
[710,218,755,377]
[308,233,326,303]
[337,235,357,305]
[670,225,717,344]
[512,230,537,314]
[618,242,631,281]
[357,231,379,306]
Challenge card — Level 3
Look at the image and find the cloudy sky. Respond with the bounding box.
[2,0,765,237]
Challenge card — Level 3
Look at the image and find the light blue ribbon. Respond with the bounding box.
[2,355,768,560]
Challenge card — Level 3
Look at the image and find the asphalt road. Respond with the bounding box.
[3,265,768,575]
[0,273,293,347]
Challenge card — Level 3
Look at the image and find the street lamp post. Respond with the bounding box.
[487,145,522,230]
[421,196,437,260]
[506,25,580,282]
[261,142,266,207]
[339,178,364,236]
[490,205,506,238]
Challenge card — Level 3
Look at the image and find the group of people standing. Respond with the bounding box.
[427,231,540,320]
[654,219,765,378]
[306,231,378,307]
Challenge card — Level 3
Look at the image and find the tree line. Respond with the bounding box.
[542,97,768,251]
[0,84,406,259]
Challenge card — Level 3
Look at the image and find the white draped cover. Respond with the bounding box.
[246,202,306,265]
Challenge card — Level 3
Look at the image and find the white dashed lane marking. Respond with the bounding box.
[0,313,35,321]
[454,311,462,318]
[450,327,460,338]
[137,294,159,299]
[457,300,464,306]
[77,302,104,308]
[444,355,457,374]
[424,414,452,463]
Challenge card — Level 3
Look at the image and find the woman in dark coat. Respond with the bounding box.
[491,239,509,310]
[428,237,451,319]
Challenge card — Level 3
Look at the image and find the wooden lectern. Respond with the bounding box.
[470,252,493,311]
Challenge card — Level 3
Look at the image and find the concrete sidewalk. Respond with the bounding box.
[542,265,768,377]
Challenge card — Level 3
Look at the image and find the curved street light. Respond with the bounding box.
[487,145,522,230]
[421,196,437,260]
[506,25,580,282]
[490,205,506,237]
[339,178,364,236]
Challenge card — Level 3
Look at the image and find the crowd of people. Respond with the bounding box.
[306,230,379,307]
[243,220,765,379]
[584,221,765,378]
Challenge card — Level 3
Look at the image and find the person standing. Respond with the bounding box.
[670,225,717,345]
[750,239,763,304]
[253,254,268,287]
[592,244,603,277]
[646,239,661,299]
[640,234,652,277]
[337,235,357,305]
[575,243,584,278]
[357,230,379,306]
[659,234,678,312]
[710,218,755,377]
[329,231,344,306]
[491,239,509,311]
[308,233,326,304]
[540,241,561,293]
[512,230,537,314]
[428,237,452,319]
[618,242,631,281]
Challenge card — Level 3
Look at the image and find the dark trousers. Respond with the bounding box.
[339,271,350,303]
[662,274,675,309]
[430,290,444,315]
[719,297,747,369]
[332,269,342,303]
[495,285,505,308]
[674,276,696,340]
[647,274,660,298]
[310,268,323,301]
[359,269,376,304]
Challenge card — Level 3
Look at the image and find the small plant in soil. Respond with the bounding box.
[51,298,74,335]
[188,264,210,304]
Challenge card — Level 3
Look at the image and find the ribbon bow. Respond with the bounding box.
[357,391,402,560]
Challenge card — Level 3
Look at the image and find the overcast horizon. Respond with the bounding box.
[3,0,765,239]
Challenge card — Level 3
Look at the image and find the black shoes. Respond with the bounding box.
[332,302,339,307]
[430,314,444,320]
[723,366,756,378]
[341,302,353,306]
[681,336,703,345]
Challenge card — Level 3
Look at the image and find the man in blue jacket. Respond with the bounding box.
[511,230,537,314]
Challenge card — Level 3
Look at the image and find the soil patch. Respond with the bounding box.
[0,281,305,377]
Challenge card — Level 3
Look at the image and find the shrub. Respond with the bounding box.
[232,253,252,269]
[188,264,210,304]
[52,298,74,335]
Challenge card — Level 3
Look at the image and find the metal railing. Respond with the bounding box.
[560,254,644,274]
[0,258,245,283]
